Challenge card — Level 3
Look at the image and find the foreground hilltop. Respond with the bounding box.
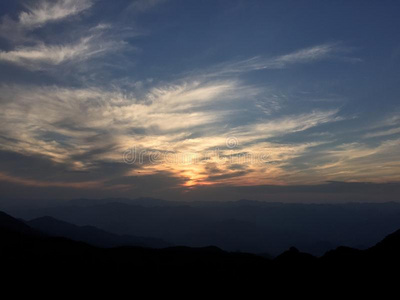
[1,210,400,287]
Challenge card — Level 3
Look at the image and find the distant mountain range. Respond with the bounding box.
[26,216,171,249]
[1,209,400,286]
[5,198,400,256]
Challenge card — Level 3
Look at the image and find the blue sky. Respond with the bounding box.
[0,0,400,201]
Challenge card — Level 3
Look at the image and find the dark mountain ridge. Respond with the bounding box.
[1,210,400,287]
[27,216,171,248]
[7,199,400,256]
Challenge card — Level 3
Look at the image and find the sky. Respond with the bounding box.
[0,0,400,202]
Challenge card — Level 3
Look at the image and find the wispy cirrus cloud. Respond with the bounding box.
[0,34,126,70]
[0,0,93,42]
[263,43,354,69]
[362,112,400,139]
[1,0,92,30]
[0,0,399,200]
[0,2,366,190]
[316,140,400,183]
[0,76,344,188]
[0,79,250,165]
[364,127,400,138]
[205,43,358,77]
[242,109,341,139]
[18,0,93,28]
[0,1,132,72]
[0,3,357,189]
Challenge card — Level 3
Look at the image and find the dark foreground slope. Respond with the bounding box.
[1,210,400,288]
[0,211,271,286]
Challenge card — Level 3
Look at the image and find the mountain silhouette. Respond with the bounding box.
[1,209,400,287]
[27,216,171,248]
[9,200,400,255]
[0,211,38,235]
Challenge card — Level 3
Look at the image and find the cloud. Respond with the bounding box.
[0,78,343,188]
[363,112,400,138]
[284,139,400,184]
[18,0,93,28]
[206,43,356,77]
[0,0,127,72]
[0,35,125,70]
[244,109,340,139]
[0,1,367,191]
[262,43,340,69]
[0,9,352,190]
[0,171,102,189]
[364,127,400,138]
[0,0,93,43]
[0,0,92,32]
[2,72,397,190]
[0,79,250,165]
[0,149,187,200]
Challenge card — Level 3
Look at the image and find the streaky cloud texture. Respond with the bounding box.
[0,0,399,201]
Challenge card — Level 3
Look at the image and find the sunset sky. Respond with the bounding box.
[0,0,400,201]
